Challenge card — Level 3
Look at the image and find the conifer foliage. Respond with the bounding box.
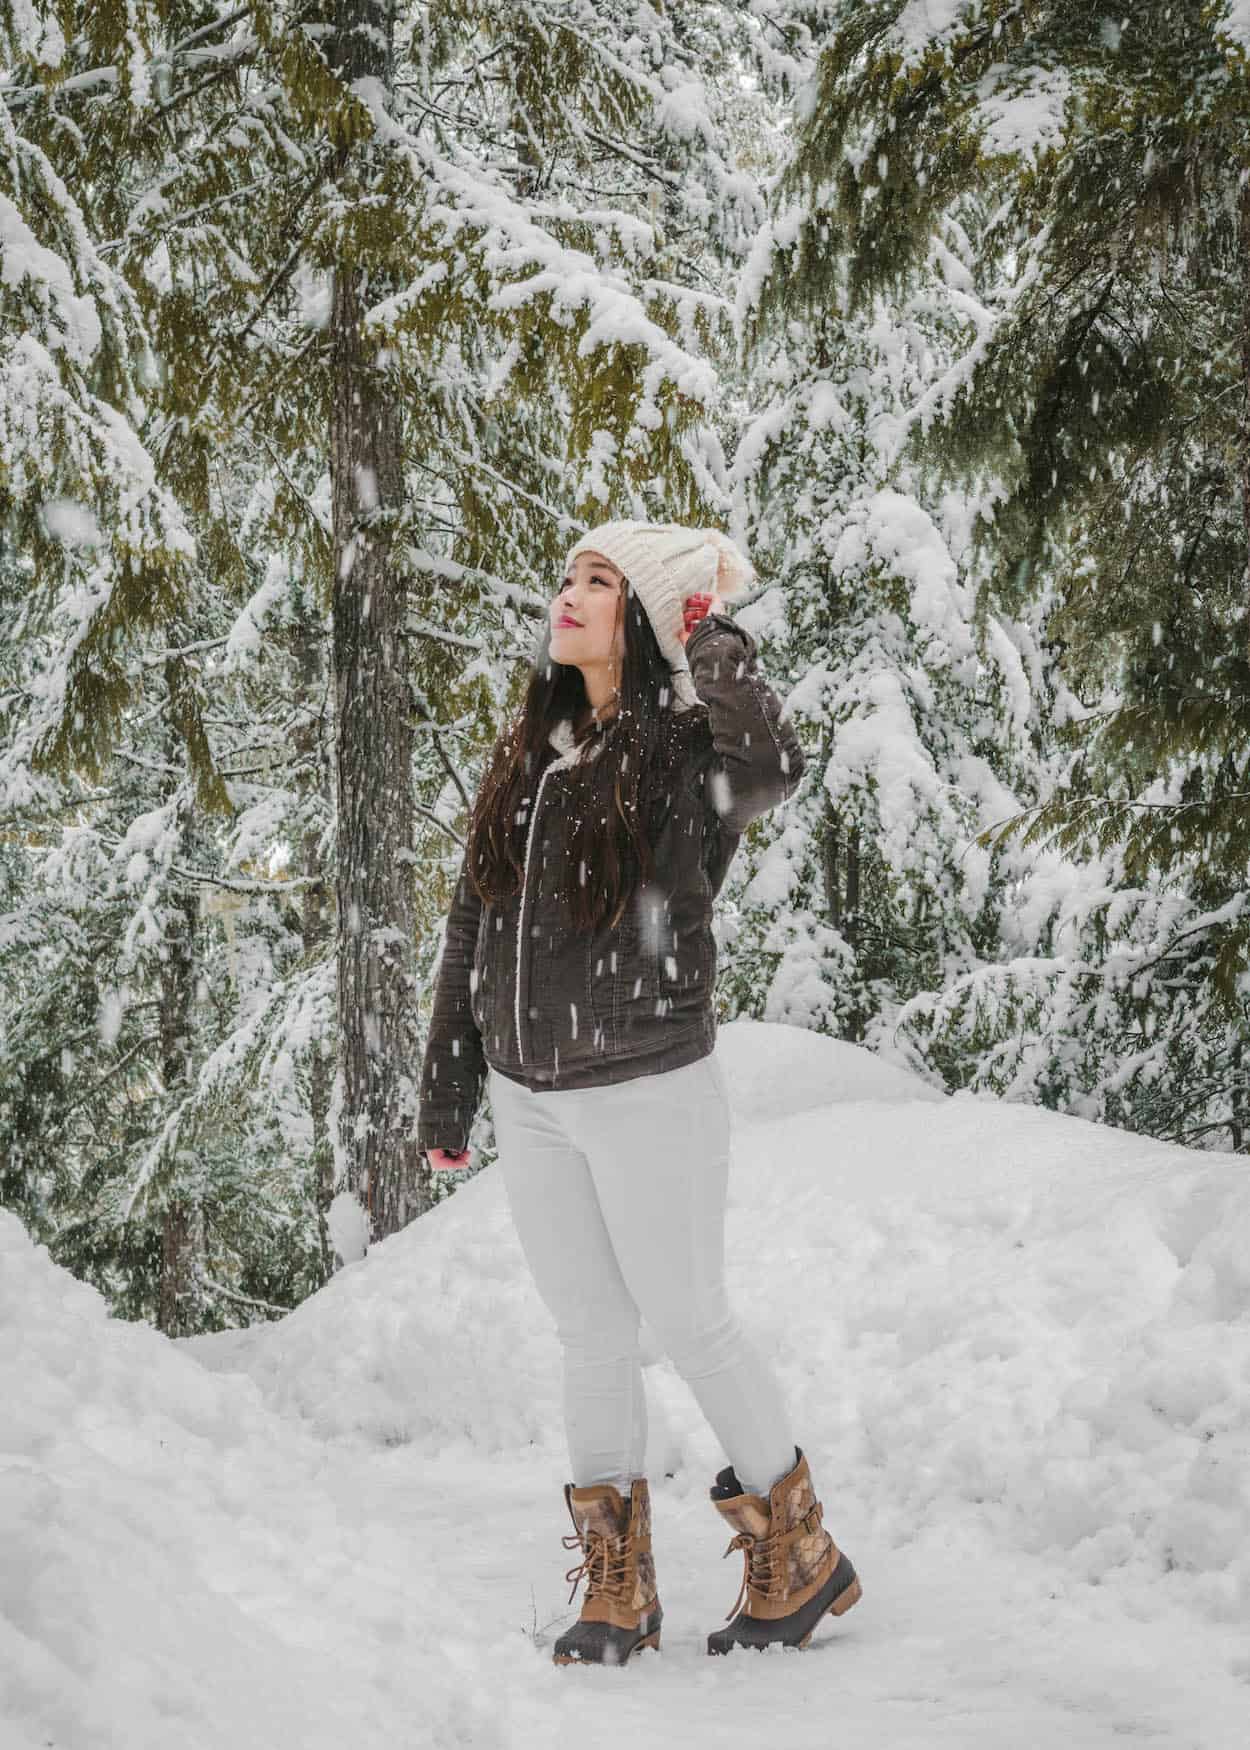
[0,2,779,1326]
[755,0,1250,1141]
[719,13,1062,1071]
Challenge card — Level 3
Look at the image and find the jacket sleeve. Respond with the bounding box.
[416,845,487,1155]
[684,613,806,834]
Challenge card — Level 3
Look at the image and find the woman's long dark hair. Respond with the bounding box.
[465,578,709,932]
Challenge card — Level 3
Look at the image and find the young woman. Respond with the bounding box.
[416,521,861,1666]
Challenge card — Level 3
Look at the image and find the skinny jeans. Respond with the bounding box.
[486,1049,798,1496]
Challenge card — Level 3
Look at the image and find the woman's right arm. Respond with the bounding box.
[416,845,487,1160]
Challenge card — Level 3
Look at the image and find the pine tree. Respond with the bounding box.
[759,0,1250,1143]
[706,11,1062,1065]
[1,1,799,1318]
[721,228,1062,1065]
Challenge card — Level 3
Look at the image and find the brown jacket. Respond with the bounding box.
[416,613,806,1153]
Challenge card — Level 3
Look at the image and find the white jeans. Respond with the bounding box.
[486,1050,798,1495]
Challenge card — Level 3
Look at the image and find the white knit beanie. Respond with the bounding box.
[562,521,755,712]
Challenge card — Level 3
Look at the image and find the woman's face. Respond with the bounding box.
[550,551,626,668]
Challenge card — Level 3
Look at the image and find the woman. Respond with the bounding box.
[416,521,861,1666]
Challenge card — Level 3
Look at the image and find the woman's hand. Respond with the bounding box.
[427,1146,473,1171]
[677,591,726,647]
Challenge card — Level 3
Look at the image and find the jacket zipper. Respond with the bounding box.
[513,729,598,1068]
[513,757,561,1068]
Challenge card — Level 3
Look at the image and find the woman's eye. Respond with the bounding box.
[556,574,612,596]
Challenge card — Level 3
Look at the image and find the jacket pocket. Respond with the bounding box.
[581,931,609,1060]
[584,909,657,1054]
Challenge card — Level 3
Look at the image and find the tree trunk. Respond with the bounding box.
[822,794,841,929]
[157,689,204,1335]
[511,82,542,200]
[845,821,861,950]
[158,1197,202,1336]
[294,601,337,1274]
[327,0,429,1241]
[1230,1037,1247,1155]
[1232,175,1239,623]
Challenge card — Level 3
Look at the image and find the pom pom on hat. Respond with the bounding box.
[696,527,755,601]
[560,519,756,712]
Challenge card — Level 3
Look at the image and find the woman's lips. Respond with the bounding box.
[556,617,582,627]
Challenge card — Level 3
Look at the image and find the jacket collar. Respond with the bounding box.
[547,715,608,769]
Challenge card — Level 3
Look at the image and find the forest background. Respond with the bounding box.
[4,0,1250,1335]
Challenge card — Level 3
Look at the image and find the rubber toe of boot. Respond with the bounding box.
[706,1551,860,1655]
[553,1602,663,1666]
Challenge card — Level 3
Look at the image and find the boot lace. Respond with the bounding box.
[721,1500,823,1622]
[562,1527,633,1605]
[562,1490,636,1607]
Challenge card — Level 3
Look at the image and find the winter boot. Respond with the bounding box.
[553,1476,663,1666]
[707,1444,861,1654]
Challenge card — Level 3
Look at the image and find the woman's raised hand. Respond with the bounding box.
[678,590,725,647]
[427,1146,473,1171]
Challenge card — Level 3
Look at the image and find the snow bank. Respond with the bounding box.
[0,1215,505,1750]
[183,1021,942,1450]
[183,1140,565,1454]
[4,1019,1248,1747]
[191,1020,1250,1629]
[714,1014,944,1119]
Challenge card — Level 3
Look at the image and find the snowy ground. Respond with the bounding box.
[3,1017,1248,1750]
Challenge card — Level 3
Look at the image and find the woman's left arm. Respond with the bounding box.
[683,613,807,833]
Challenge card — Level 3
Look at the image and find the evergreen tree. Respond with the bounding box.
[721,259,1066,1065]
[1,1,802,1318]
[763,0,1250,1144]
[714,15,1065,1067]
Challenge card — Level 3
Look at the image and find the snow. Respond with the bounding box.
[715,1015,943,1121]
[0,193,102,367]
[886,2,978,68]
[1218,2,1250,53]
[973,63,1073,165]
[847,488,977,667]
[38,497,104,550]
[221,555,298,673]
[326,1188,370,1267]
[3,1018,1248,1748]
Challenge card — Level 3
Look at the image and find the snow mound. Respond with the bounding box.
[0,1213,506,1750]
[4,1020,1249,1747]
[184,1157,563,1455]
[181,1023,939,1451]
[714,1015,944,1119]
[188,1024,1249,1639]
